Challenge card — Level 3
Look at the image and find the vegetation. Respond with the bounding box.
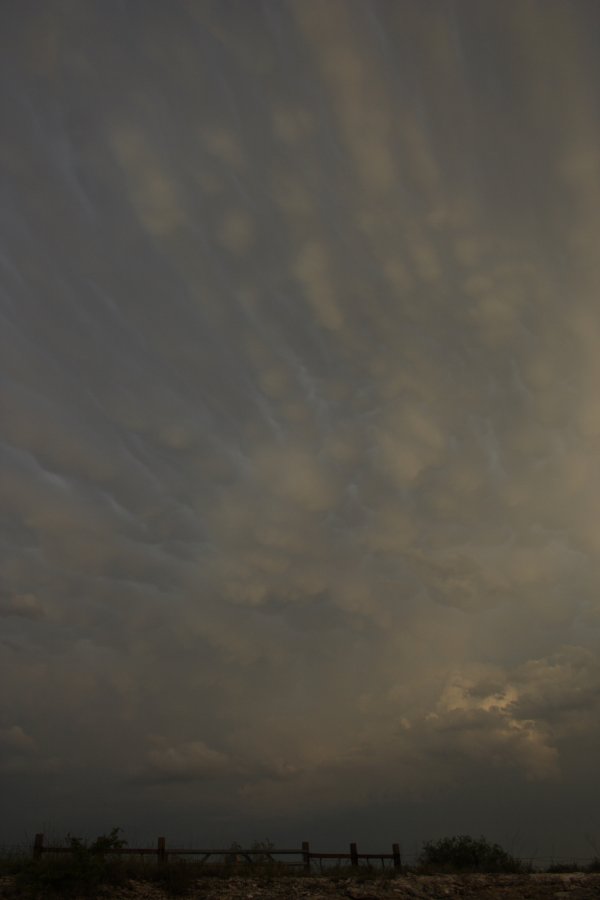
[547,861,583,873]
[12,828,129,897]
[2,829,600,896]
[3,831,298,897]
[417,834,524,873]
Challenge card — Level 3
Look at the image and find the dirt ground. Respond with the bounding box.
[117,873,600,899]
[4,872,600,899]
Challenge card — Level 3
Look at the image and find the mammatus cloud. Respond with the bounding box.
[2,0,600,854]
[145,739,233,782]
[0,593,45,621]
[0,724,58,776]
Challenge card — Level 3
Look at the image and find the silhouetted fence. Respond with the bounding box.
[32,834,401,872]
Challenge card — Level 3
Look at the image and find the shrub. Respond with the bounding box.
[418,834,523,873]
[15,828,128,897]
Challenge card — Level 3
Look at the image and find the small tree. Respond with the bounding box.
[418,834,522,872]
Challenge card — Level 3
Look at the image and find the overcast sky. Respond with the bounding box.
[2,0,600,861]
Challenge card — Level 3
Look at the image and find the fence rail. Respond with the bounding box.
[32,834,401,872]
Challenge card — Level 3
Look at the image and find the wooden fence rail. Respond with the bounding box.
[32,834,402,872]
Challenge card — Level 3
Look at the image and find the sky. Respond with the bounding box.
[2,0,600,862]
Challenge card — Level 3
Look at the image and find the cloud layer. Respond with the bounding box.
[2,0,600,856]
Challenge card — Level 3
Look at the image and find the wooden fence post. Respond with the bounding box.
[392,843,401,870]
[33,834,44,860]
[157,836,166,864]
[350,842,358,867]
[302,841,310,873]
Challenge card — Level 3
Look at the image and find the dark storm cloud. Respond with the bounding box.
[2,0,600,856]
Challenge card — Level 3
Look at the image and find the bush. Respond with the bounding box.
[15,828,128,897]
[418,834,523,873]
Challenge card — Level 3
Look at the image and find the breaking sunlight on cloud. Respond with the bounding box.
[2,0,600,859]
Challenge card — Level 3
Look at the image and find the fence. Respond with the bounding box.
[32,834,402,872]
